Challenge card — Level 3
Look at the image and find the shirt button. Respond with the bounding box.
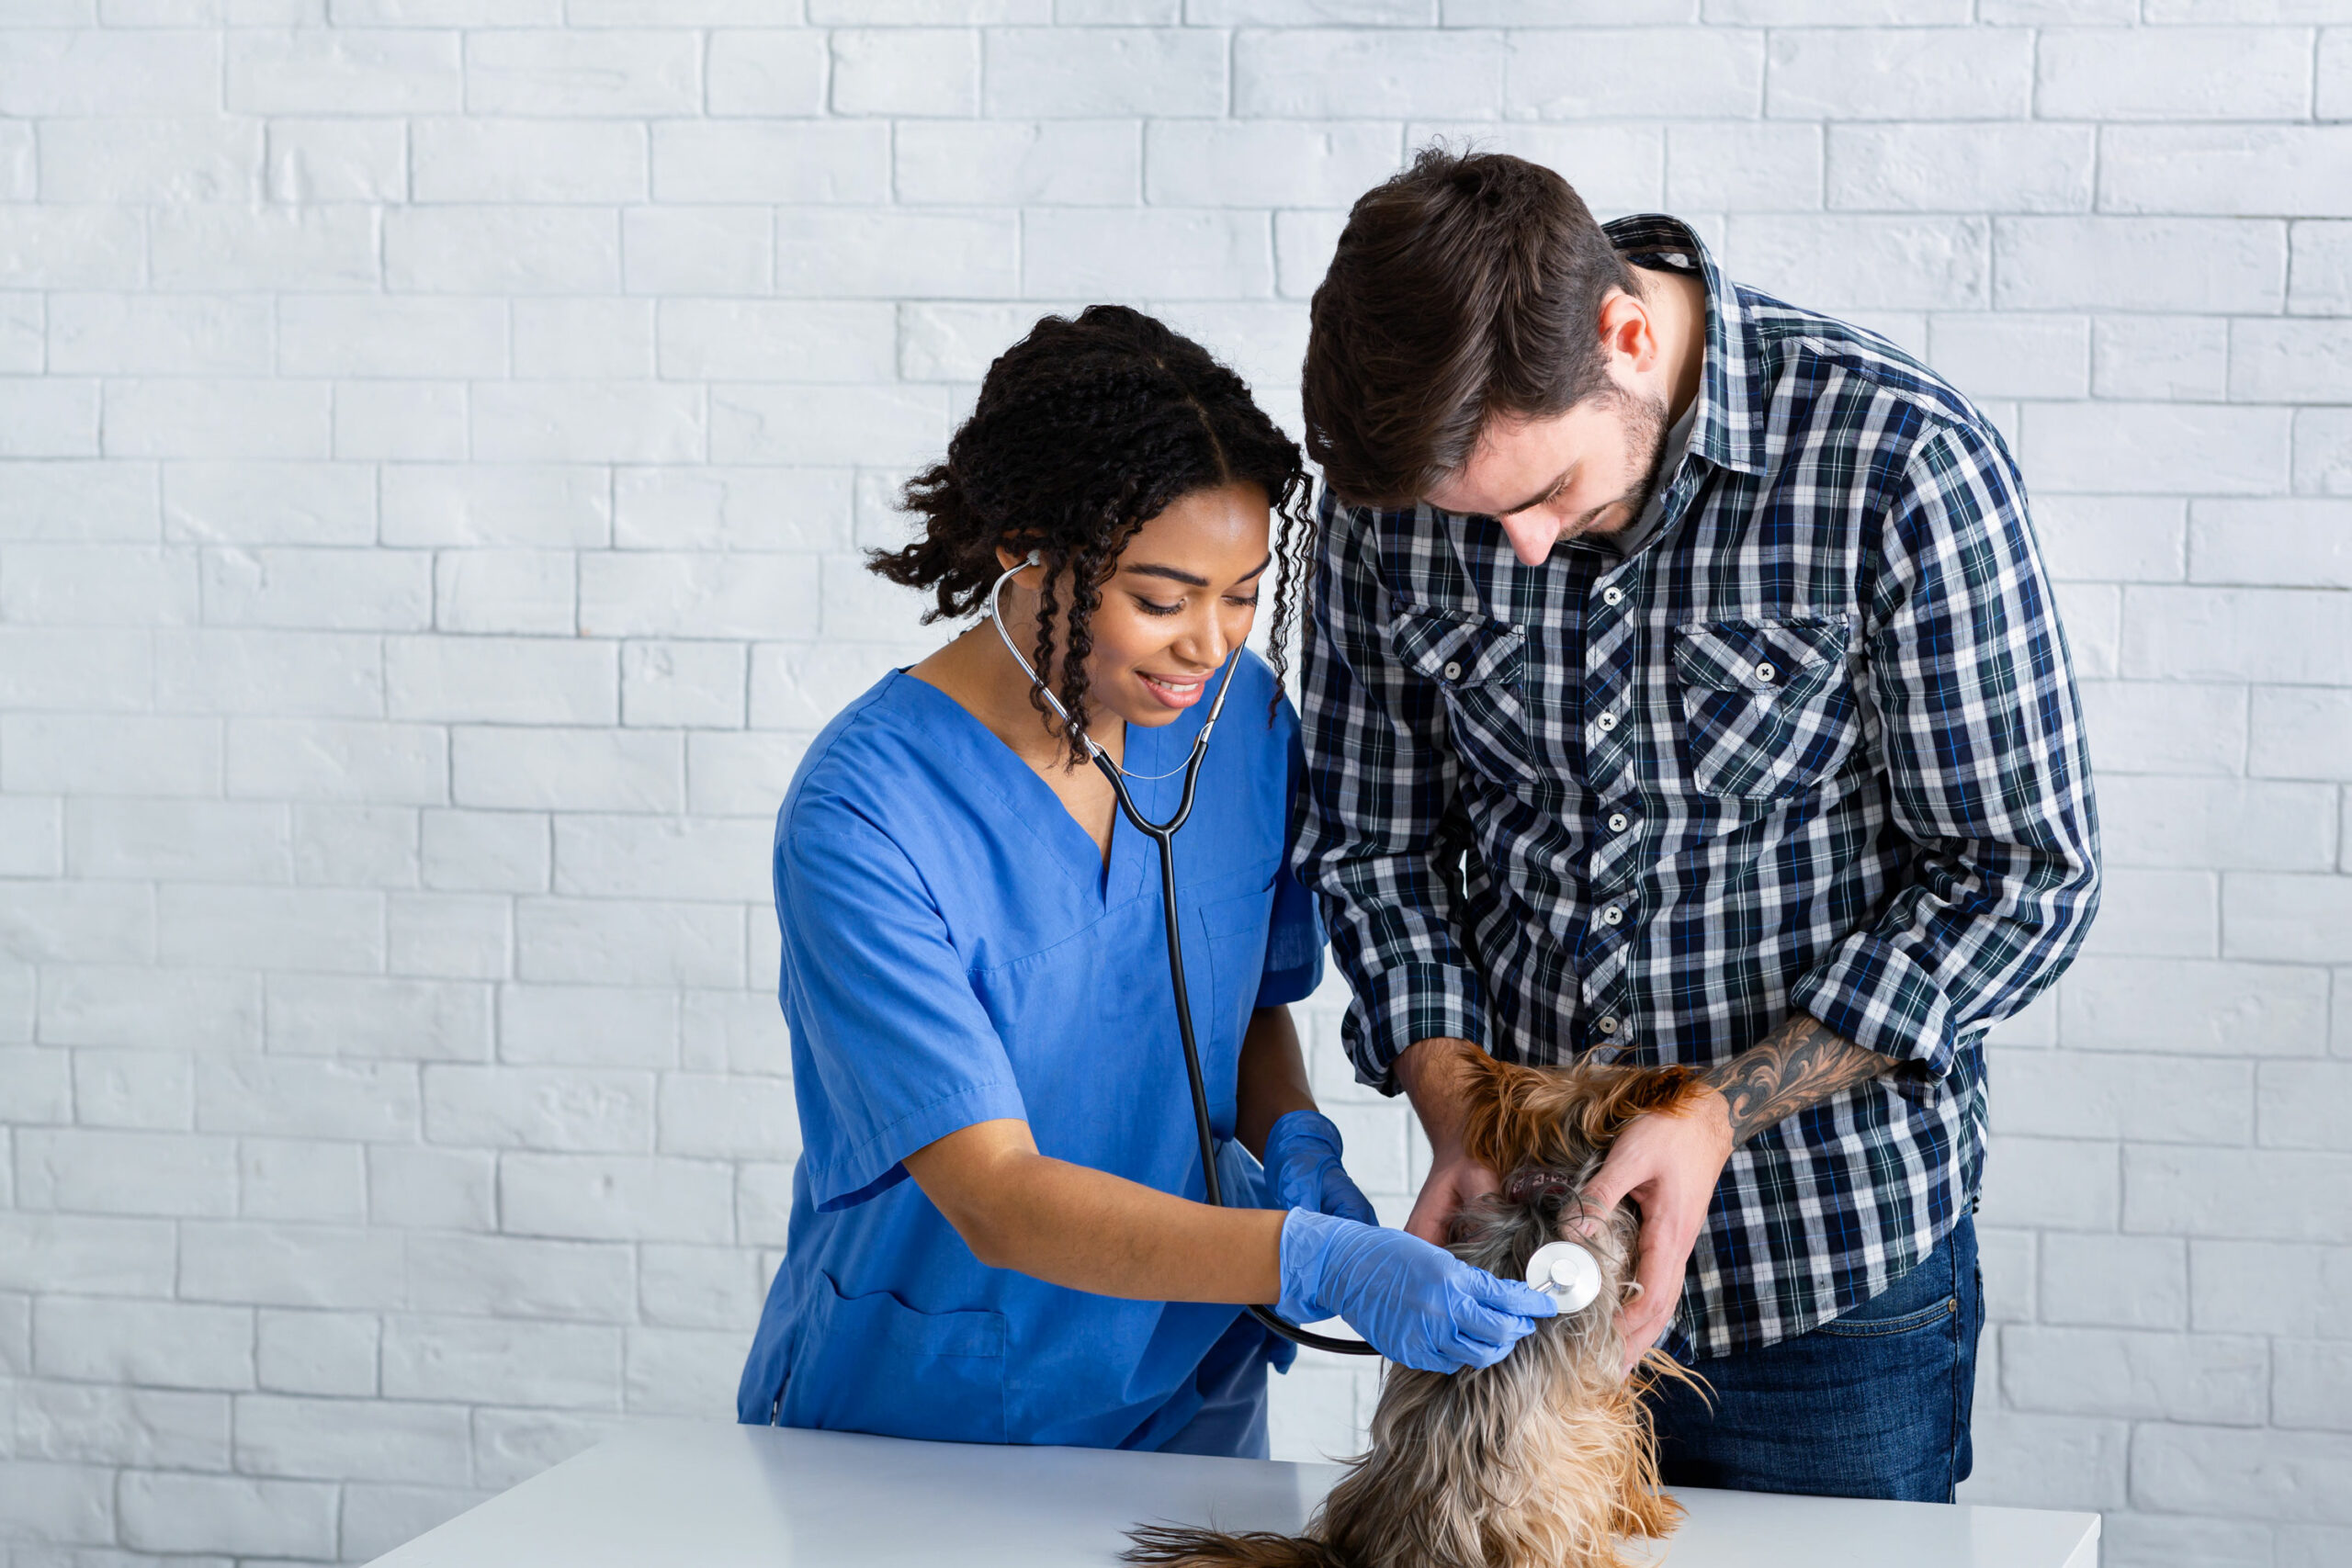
[1600,905,1623,926]
[1597,1016,1619,1035]
[1755,660,1778,683]
[1442,660,1462,681]
[1601,586,1623,606]
[1595,712,1618,732]
[1607,812,1630,832]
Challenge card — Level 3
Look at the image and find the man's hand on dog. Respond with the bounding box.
[1577,1085,1736,1375]
[1394,1036,1503,1247]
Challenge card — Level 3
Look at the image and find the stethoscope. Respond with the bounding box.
[987,553,1378,1358]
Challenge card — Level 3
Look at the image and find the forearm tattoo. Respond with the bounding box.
[1705,1013,1904,1145]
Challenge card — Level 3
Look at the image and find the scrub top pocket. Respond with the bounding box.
[1390,607,1539,788]
[1671,616,1860,801]
[778,1270,1008,1445]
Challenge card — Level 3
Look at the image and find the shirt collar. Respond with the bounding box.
[1601,213,1768,479]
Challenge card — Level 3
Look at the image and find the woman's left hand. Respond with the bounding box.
[1262,1109,1379,1226]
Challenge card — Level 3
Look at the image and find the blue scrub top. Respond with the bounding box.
[736,650,1324,1451]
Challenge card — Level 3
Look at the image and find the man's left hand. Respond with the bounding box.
[1576,1086,1736,1375]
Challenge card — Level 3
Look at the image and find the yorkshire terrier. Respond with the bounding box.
[1126,1048,1710,1568]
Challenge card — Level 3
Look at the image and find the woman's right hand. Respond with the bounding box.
[1276,1209,1555,1373]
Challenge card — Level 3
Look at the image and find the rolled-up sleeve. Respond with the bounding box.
[1290,487,1489,1092]
[1789,421,2102,1075]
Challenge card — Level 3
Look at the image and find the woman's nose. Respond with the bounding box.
[1178,607,1229,670]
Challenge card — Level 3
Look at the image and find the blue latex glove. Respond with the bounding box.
[1276,1209,1556,1373]
[1261,1109,1378,1226]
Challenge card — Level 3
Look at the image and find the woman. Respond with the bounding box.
[736,308,1553,1457]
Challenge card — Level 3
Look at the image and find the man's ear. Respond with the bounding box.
[1595,286,1659,378]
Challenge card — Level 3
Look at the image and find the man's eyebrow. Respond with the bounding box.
[1492,468,1572,520]
[1123,555,1273,589]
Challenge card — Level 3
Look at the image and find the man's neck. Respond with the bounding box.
[1651,268,1708,429]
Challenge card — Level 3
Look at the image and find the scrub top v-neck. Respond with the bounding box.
[736,652,1324,1451]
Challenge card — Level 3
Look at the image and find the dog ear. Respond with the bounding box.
[1453,1045,1576,1174]
[1567,1063,1711,1149]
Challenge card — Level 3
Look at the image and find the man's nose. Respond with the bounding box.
[1497,511,1560,567]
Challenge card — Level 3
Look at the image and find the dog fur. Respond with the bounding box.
[1125,1049,1711,1568]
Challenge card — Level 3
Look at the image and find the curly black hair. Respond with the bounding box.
[869,305,1315,760]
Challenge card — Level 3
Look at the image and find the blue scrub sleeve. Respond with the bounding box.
[776,796,1029,1212]
[1256,711,1327,1010]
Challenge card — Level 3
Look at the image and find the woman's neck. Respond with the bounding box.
[910,622,1124,776]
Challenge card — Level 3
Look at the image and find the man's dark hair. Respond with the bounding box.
[1303,146,1637,508]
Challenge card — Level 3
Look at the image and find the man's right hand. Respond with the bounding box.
[1394,1036,1501,1246]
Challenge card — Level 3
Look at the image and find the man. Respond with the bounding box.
[1292,148,2099,1502]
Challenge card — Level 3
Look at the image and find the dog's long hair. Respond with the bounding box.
[1126,1050,1711,1568]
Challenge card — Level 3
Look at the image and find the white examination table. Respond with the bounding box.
[368,1419,2100,1567]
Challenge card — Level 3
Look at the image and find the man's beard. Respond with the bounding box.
[1584,386,1672,540]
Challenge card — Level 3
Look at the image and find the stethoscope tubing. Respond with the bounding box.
[989,558,1377,1359]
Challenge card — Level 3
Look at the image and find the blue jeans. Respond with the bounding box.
[1645,1216,1982,1503]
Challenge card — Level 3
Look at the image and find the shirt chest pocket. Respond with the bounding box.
[1390,608,1539,787]
[1670,616,1860,801]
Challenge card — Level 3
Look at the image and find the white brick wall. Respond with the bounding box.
[0,9,2346,1566]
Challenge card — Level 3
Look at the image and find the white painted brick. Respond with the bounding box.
[1399,122,1663,216]
[152,203,378,292]
[107,377,331,460]
[240,1136,368,1223]
[1826,123,2087,216]
[2,543,200,625]
[1996,219,2283,313]
[2083,676,2243,779]
[40,965,257,1055]
[0,1213,175,1297]
[2077,867,2218,959]
[383,463,609,549]
[227,28,459,113]
[470,1405,624,1490]
[2121,587,2352,683]
[1991,1048,2248,1143]
[1924,313,2087,402]
[0,118,27,199]
[163,459,373,547]
[181,1218,408,1307]
[408,1231,633,1319]
[423,808,550,894]
[775,209,1018,298]
[0,626,152,712]
[2036,496,2185,586]
[388,635,616,725]
[990,26,1226,117]
[831,27,977,116]
[49,293,268,378]
[1,1046,73,1125]
[623,1323,741,1416]
[1023,209,1272,299]
[12,1382,231,1471]
[435,548,575,636]
[0,881,153,964]
[2133,1426,2352,1525]
[2223,874,2352,964]
[1,459,158,543]
[337,0,560,18]
[622,206,773,296]
[2091,315,2229,402]
[0,377,99,456]
[500,983,677,1069]
[266,116,406,202]
[2233,319,2352,405]
[424,1064,652,1152]
[2,713,220,796]
[66,796,288,884]
[464,28,698,116]
[227,716,448,804]
[686,731,806,818]
[2284,1526,2352,1568]
[897,118,1139,206]
[2042,1233,2188,1329]
[2025,405,2289,497]
[895,301,1065,381]
[0,28,220,115]
[657,299,895,384]
[2189,499,2352,592]
[654,1072,797,1162]
[2128,1145,2352,1242]
[278,295,505,380]
[237,1393,462,1487]
[1964,1407,2131,1511]
[1144,122,1399,209]
[737,1160,793,1245]
[2194,1239,2352,1339]
[553,815,768,905]
[388,888,511,979]
[267,974,492,1062]
[256,1307,379,1396]
[118,1472,336,1559]
[2259,1061,2352,1152]
[156,883,382,973]
[1725,215,1987,310]
[2276,1340,2352,1431]
[386,206,618,294]
[2102,127,2352,220]
[0,796,62,877]
[2040,27,2312,120]
[1980,1134,2118,1230]
[2005,1326,2267,1425]
[648,119,886,205]
[501,1151,734,1243]
[368,1143,495,1231]
[514,297,653,379]
[37,116,259,204]
[1768,28,2029,120]
[1510,28,1761,121]
[334,379,468,461]
[198,544,430,631]
[706,29,827,117]
[623,641,746,729]
[344,1483,493,1562]
[197,1056,417,1141]
[514,897,745,987]
[2327,26,2352,119]
[748,641,904,729]
[2064,955,2331,1058]
[2293,409,2352,496]
[413,117,645,203]
[2251,687,2352,781]
[451,726,680,812]
[474,380,701,465]
[17,1127,237,1216]
[2101,776,2337,872]
[711,383,955,467]
[34,1295,253,1390]
[578,550,821,642]
[2291,221,2352,317]
[1658,123,1819,213]
[0,208,144,291]
[294,802,421,888]
[640,1242,764,1329]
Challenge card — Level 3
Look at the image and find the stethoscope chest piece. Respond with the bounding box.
[1524,1239,1604,1314]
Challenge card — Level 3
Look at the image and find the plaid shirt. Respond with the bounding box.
[1293,214,2101,1359]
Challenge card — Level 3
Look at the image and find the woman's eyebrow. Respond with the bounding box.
[1123,555,1273,588]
